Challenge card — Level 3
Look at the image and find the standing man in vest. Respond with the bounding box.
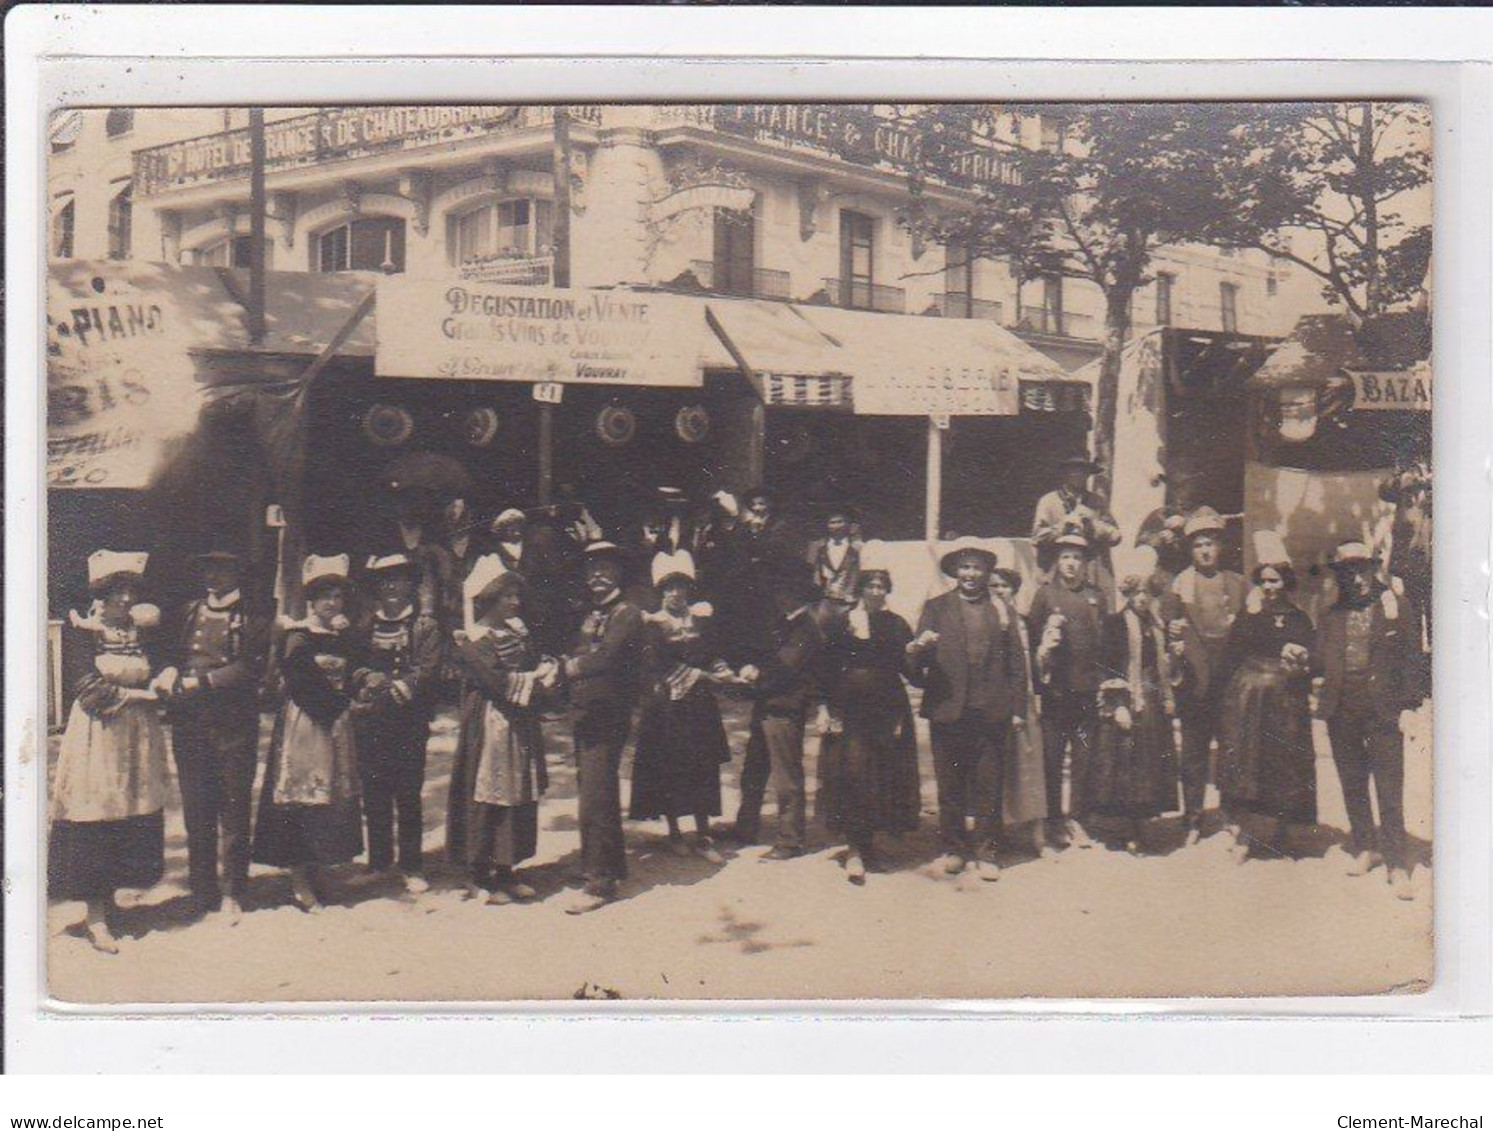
[1315,542,1422,900]
[907,538,1030,879]
[351,554,443,895]
[1162,506,1247,844]
[1026,531,1106,851]
[560,541,646,914]
[804,503,863,610]
[160,546,270,922]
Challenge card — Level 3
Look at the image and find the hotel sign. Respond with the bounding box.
[710,104,1023,191]
[375,277,703,389]
[135,106,546,196]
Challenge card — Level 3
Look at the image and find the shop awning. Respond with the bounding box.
[1250,311,1430,390]
[793,303,1071,416]
[704,300,853,408]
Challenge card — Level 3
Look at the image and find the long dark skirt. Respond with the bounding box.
[817,671,920,840]
[1219,656,1317,824]
[459,802,540,878]
[251,799,364,869]
[1089,708,1177,820]
[629,689,730,820]
[48,811,164,900]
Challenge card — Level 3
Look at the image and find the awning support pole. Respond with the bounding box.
[248,108,267,346]
[538,403,554,506]
[925,416,943,542]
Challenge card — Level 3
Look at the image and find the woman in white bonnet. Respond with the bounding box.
[49,550,168,954]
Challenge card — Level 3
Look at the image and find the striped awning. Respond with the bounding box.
[758,372,853,408]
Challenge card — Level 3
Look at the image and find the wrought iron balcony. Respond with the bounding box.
[820,278,906,314]
[930,294,1004,322]
[688,261,792,300]
[456,253,554,286]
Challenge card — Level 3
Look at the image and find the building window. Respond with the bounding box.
[197,235,274,270]
[104,108,135,138]
[1155,272,1174,327]
[107,186,132,260]
[449,198,553,266]
[839,210,875,309]
[1039,115,1065,155]
[944,242,974,317]
[1040,273,1065,335]
[1220,281,1239,333]
[52,199,75,259]
[712,206,756,296]
[1267,273,1279,297]
[316,217,406,273]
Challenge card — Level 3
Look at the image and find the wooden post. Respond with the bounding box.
[538,401,555,506]
[248,108,267,346]
[925,416,944,542]
[538,104,572,507]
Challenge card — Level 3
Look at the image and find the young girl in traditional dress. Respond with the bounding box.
[1091,573,1179,854]
[447,555,558,904]
[251,555,365,912]
[630,551,738,863]
[49,551,168,954]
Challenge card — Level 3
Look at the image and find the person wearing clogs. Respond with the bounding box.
[1314,541,1422,900]
[907,538,1031,880]
[49,551,168,954]
[558,541,647,914]
[629,550,739,863]
[156,544,270,922]
[350,553,443,895]
[1216,533,1317,863]
[1026,531,1106,852]
[251,555,365,913]
[1161,506,1248,844]
[447,554,559,905]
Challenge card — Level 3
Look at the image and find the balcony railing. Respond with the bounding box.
[1016,307,1097,339]
[821,278,906,314]
[456,253,554,286]
[930,294,1004,322]
[688,261,792,300]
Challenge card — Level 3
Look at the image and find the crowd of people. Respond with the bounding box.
[48,459,1426,955]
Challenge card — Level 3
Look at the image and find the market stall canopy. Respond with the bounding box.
[703,300,852,408]
[1250,311,1430,410]
[794,303,1072,416]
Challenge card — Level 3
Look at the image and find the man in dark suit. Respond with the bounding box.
[1315,541,1423,901]
[159,547,270,921]
[907,539,1030,879]
[560,541,646,914]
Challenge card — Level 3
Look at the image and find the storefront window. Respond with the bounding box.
[941,411,1091,539]
[107,186,132,260]
[196,235,274,270]
[449,198,553,265]
[316,217,406,273]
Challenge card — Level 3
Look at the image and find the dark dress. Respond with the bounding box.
[251,626,365,869]
[817,606,921,845]
[446,621,550,877]
[629,607,732,820]
[1089,610,1179,820]
[1218,603,1318,824]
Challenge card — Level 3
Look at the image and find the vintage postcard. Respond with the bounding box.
[42,100,1431,1003]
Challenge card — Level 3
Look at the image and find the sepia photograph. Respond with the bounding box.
[41,98,1433,1005]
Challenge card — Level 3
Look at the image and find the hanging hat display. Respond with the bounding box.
[651,550,697,589]
[87,549,149,590]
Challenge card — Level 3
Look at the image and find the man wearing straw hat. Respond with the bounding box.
[1161,506,1247,844]
[158,544,270,921]
[1315,541,1422,900]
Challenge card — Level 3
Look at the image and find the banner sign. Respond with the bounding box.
[375,277,704,388]
[47,264,209,489]
[134,106,602,196]
[1347,364,1431,411]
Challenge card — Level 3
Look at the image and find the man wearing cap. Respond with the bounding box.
[1161,506,1247,843]
[351,554,444,894]
[907,539,1030,877]
[559,541,646,912]
[712,487,789,665]
[804,503,863,609]
[1032,456,1121,591]
[161,547,271,919]
[1026,532,1106,850]
[732,555,828,859]
[1315,542,1422,899]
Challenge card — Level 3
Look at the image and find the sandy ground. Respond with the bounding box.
[46,699,1432,1005]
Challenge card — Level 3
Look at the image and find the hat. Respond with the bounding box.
[651,549,697,589]
[656,486,689,509]
[1252,530,1291,569]
[990,566,1024,592]
[1183,507,1226,539]
[491,507,526,532]
[365,552,417,577]
[302,554,351,594]
[818,500,860,521]
[939,537,998,577]
[581,540,628,571]
[1330,541,1376,568]
[88,549,148,592]
[1052,530,1092,554]
[192,544,243,566]
[1057,455,1101,475]
[465,553,523,623]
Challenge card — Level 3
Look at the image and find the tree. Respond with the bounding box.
[899,103,1248,488]
[1205,101,1430,325]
